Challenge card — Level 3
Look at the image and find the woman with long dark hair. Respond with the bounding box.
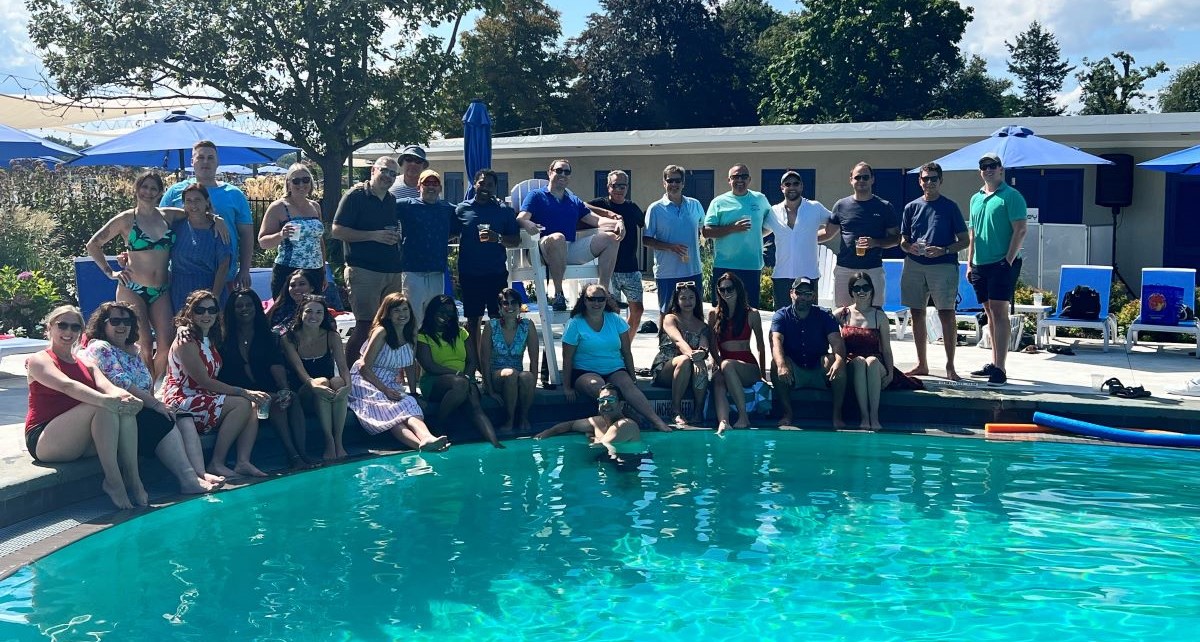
[415,294,501,448]
[650,281,711,426]
[281,295,351,461]
[835,272,894,430]
[268,268,324,334]
[708,272,766,434]
[479,287,540,433]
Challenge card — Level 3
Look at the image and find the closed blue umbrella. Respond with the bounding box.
[71,111,297,169]
[462,99,492,200]
[0,122,80,166]
[912,126,1113,172]
[1138,144,1200,175]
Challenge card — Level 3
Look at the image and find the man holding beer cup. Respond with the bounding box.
[644,164,706,316]
[456,169,521,356]
[702,163,773,307]
[825,162,900,307]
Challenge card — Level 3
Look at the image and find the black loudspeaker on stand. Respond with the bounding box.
[1096,153,1135,297]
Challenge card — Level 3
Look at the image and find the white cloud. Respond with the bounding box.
[0,0,44,92]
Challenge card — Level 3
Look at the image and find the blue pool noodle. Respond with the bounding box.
[1032,412,1200,448]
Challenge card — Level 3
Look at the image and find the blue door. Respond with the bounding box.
[685,170,715,209]
[1007,169,1083,224]
[1163,173,1200,270]
[868,169,919,258]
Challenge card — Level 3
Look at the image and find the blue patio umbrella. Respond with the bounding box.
[912,126,1113,172]
[70,111,297,170]
[1137,144,1200,175]
[0,122,80,166]
[462,99,492,200]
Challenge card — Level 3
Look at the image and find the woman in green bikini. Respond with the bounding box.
[86,171,225,380]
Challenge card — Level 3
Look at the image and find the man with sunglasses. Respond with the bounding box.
[764,170,837,310]
[900,161,968,381]
[456,169,521,355]
[160,140,253,290]
[332,156,404,362]
[644,164,705,315]
[387,144,428,201]
[825,162,901,308]
[589,170,646,338]
[770,277,848,428]
[396,169,457,321]
[966,152,1027,386]
[517,159,622,312]
[534,384,640,445]
[702,163,772,307]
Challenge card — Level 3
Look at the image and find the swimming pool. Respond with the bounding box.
[1,431,1198,641]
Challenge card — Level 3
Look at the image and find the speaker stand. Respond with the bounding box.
[1110,206,1135,298]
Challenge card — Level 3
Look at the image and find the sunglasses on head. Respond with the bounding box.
[106,317,135,327]
[851,284,873,294]
[290,176,312,185]
[675,280,696,290]
[55,321,83,332]
[194,304,220,315]
[979,162,1000,171]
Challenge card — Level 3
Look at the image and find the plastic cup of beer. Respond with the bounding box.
[478,223,491,242]
[855,237,867,257]
[256,397,270,420]
[915,240,927,256]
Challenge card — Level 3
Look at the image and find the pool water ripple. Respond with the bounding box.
[1,431,1199,641]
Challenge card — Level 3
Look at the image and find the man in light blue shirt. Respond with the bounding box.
[702,163,771,307]
[644,164,704,314]
[160,140,254,291]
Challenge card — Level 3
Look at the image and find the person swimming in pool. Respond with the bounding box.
[534,383,648,464]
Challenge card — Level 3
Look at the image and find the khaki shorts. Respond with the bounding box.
[834,265,885,308]
[345,266,403,319]
[777,355,834,389]
[900,260,959,310]
[402,271,445,322]
[540,234,600,265]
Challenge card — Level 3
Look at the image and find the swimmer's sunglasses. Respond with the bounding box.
[597,396,620,405]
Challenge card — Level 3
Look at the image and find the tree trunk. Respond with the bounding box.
[315,151,352,268]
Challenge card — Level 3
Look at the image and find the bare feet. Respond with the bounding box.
[208,463,237,478]
[860,420,873,430]
[716,420,731,435]
[498,422,515,435]
[103,478,133,510]
[654,419,673,432]
[870,420,882,430]
[905,364,929,377]
[945,366,962,382]
[202,472,226,485]
[420,435,450,452]
[128,482,150,507]
[181,476,215,494]
[673,414,688,427]
[732,416,751,429]
[323,447,337,461]
[335,446,348,460]
[832,417,846,429]
[234,462,269,478]
[777,415,794,427]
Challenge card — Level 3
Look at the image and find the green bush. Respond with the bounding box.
[0,267,64,338]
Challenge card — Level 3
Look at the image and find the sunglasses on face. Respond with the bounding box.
[421,180,441,187]
[55,321,83,332]
[194,305,220,315]
[782,181,802,188]
[919,175,940,183]
[585,295,607,303]
[552,167,572,176]
[598,396,620,405]
[106,317,135,327]
[664,177,684,185]
[610,183,628,189]
[501,299,521,307]
[729,173,750,181]
[792,288,815,296]
[291,176,312,185]
[851,284,873,294]
[979,163,1000,171]
[852,175,872,182]
[718,285,736,294]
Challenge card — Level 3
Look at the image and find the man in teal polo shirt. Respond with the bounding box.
[967,152,1027,386]
[702,163,771,306]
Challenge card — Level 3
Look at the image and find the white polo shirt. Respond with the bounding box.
[765,198,833,279]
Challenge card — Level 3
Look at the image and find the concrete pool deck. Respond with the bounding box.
[3,303,1200,565]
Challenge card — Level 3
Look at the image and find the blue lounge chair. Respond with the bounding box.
[1125,267,1199,358]
[882,259,909,340]
[1036,265,1118,351]
[73,256,120,321]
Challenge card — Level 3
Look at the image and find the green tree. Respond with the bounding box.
[1158,62,1200,112]
[26,0,494,220]
[434,0,595,137]
[1076,51,1168,115]
[932,54,1014,119]
[717,0,786,126]
[570,0,750,130]
[759,0,972,124]
[1004,21,1073,117]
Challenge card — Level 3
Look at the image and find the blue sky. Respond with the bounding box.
[3,0,1199,116]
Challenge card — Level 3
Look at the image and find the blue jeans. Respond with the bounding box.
[655,274,702,313]
[711,267,762,308]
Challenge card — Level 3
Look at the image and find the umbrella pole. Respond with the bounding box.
[1110,206,1135,298]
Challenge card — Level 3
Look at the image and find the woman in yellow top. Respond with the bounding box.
[414,294,501,448]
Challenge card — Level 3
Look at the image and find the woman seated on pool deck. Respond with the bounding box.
[220,288,316,469]
[81,302,221,494]
[25,305,147,509]
[161,290,271,478]
[281,295,352,461]
[650,280,712,427]
[708,272,766,434]
[834,272,894,430]
[479,287,540,433]
[562,283,671,433]
[349,293,449,452]
[415,294,502,448]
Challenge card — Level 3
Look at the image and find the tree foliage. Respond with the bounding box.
[26,0,494,218]
[716,0,786,127]
[434,0,594,137]
[1004,21,1073,117]
[1076,51,1168,115]
[759,0,972,124]
[570,0,752,131]
[1158,62,1200,113]
[932,54,1014,119]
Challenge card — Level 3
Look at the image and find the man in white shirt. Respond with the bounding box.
[764,171,836,309]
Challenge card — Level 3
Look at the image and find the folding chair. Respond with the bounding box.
[816,246,837,310]
[1125,267,1199,358]
[1036,265,1118,351]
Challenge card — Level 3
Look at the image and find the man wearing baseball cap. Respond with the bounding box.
[967,151,1027,386]
[396,168,457,320]
[769,276,848,427]
[389,144,428,201]
[764,170,836,310]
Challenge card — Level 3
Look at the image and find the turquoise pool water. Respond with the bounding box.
[1,431,1199,641]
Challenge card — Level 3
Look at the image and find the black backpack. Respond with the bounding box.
[1060,286,1101,320]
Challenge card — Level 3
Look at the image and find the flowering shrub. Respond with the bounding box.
[0,267,63,338]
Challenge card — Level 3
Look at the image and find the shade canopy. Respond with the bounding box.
[0,122,80,166]
[912,126,1113,172]
[71,111,297,170]
[463,100,493,200]
[1137,144,1200,175]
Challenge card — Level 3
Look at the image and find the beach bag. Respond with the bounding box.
[1060,286,1101,320]
[1141,285,1186,325]
[703,380,772,420]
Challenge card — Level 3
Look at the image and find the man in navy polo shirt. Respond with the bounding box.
[517,159,622,311]
[456,169,521,356]
[770,277,847,428]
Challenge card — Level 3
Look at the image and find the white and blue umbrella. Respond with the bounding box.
[0,122,80,166]
[913,126,1113,172]
[71,111,297,169]
[1138,144,1200,175]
